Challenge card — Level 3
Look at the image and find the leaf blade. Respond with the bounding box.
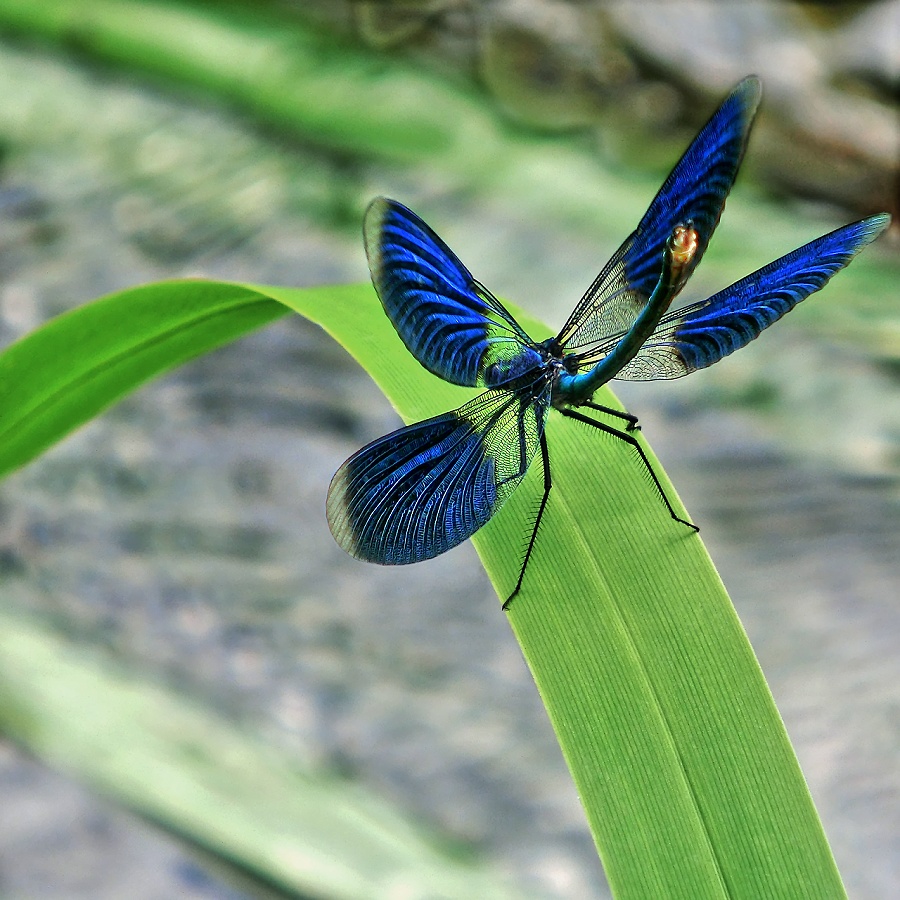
[0,278,847,897]
[0,280,288,479]
[278,282,846,899]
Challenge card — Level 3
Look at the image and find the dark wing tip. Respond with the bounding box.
[325,463,367,561]
[831,212,893,265]
[733,74,762,109]
[856,212,892,246]
[725,74,763,154]
[362,196,393,269]
[714,75,762,139]
[363,196,393,231]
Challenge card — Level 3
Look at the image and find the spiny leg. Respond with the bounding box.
[503,429,552,611]
[560,408,698,532]
[580,400,640,431]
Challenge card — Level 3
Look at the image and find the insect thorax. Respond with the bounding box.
[481,346,545,388]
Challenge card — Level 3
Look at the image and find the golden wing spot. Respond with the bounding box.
[670,224,699,267]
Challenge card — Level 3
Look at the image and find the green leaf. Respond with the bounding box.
[0,610,521,900]
[272,283,847,898]
[0,0,502,167]
[0,279,846,897]
[0,280,288,480]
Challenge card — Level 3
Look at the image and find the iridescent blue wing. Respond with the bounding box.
[326,384,551,564]
[624,76,762,301]
[365,198,540,388]
[614,214,891,380]
[556,76,761,358]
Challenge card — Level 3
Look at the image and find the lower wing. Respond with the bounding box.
[327,386,550,564]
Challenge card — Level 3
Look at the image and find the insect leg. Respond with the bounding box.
[503,428,552,610]
[579,400,640,431]
[560,408,698,532]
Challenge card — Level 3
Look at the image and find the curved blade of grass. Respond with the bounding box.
[0,280,289,480]
[0,610,522,900]
[0,0,500,167]
[273,283,847,899]
[0,280,846,897]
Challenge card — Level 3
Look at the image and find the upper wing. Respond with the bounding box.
[365,198,538,388]
[556,76,761,357]
[614,214,891,380]
[327,384,551,565]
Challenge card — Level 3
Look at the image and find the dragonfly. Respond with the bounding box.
[327,76,890,608]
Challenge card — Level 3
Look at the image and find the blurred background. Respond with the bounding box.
[0,1,897,898]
